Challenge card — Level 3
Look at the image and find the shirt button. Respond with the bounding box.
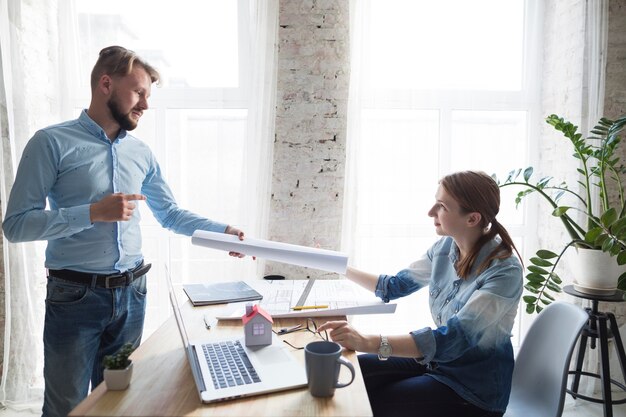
[444,299,450,305]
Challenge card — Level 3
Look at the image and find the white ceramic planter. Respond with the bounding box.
[104,362,133,390]
[570,247,626,295]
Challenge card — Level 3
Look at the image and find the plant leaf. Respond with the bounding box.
[528,265,549,275]
[523,167,533,182]
[553,206,571,217]
[536,249,558,259]
[530,257,553,267]
[585,227,604,243]
[523,295,537,304]
[601,208,618,227]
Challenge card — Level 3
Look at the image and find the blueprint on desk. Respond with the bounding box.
[214,279,397,320]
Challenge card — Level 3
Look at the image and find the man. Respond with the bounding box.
[2,45,246,417]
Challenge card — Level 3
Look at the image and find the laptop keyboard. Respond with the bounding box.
[202,340,261,390]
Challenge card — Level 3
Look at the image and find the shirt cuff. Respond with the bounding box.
[61,204,93,229]
[374,274,392,302]
[410,327,436,364]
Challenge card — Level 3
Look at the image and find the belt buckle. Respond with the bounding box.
[104,274,125,288]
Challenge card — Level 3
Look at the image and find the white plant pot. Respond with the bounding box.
[570,248,626,296]
[104,362,133,390]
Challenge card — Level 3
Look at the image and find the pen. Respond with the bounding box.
[203,315,217,330]
[291,305,329,311]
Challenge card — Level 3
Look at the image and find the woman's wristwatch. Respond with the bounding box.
[377,335,392,360]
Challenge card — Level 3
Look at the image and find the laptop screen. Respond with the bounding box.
[166,265,191,349]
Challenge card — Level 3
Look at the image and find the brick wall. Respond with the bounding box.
[604,0,626,376]
[265,0,350,279]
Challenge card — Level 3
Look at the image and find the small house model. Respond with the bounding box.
[242,303,273,346]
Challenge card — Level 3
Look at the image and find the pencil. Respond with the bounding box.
[291,305,329,311]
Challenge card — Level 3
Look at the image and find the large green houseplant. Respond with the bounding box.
[495,114,626,314]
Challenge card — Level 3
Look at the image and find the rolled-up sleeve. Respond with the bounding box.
[375,254,432,302]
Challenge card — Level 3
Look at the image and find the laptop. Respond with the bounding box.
[165,266,307,403]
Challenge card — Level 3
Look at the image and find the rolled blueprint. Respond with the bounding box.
[191,230,348,274]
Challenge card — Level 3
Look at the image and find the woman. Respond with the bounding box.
[318,171,523,417]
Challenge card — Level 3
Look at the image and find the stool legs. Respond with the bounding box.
[608,313,626,383]
[598,314,612,417]
[567,309,626,417]
[571,331,589,396]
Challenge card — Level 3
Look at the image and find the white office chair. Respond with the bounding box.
[504,301,588,417]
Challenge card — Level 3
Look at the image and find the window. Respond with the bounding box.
[346,0,542,345]
[252,323,266,336]
[67,0,256,337]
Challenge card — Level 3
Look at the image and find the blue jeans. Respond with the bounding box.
[42,274,147,417]
[358,354,503,417]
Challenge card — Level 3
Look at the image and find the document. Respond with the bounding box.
[214,279,397,320]
[182,281,263,306]
[191,230,348,274]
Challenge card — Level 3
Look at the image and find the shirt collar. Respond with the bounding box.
[79,110,128,142]
[449,237,501,278]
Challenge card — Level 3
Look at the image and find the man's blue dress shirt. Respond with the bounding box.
[375,236,523,412]
[3,110,227,273]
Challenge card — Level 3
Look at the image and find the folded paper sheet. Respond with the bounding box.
[191,230,348,274]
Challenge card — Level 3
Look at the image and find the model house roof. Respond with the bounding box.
[242,304,273,325]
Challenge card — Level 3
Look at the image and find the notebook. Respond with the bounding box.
[166,266,307,403]
[183,281,263,306]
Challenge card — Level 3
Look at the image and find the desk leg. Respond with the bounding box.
[571,332,589,397]
[599,315,613,417]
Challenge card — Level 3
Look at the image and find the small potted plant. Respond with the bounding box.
[495,114,626,314]
[103,342,135,390]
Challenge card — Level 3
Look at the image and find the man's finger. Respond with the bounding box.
[123,194,147,201]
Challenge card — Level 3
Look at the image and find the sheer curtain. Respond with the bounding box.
[343,0,541,347]
[0,0,278,412]
[245,0,279,274]
[580,0,609,397]
[0,0,56,411]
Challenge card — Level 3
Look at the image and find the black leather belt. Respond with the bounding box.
[48,262,152,289]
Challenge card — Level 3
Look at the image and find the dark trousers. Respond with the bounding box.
[358,354,503,417]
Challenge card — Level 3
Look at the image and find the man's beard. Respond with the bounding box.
[107,93,138,131]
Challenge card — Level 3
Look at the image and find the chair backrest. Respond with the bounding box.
[504,302,587,417]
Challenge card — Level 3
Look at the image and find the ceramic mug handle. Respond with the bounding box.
[335,357,355,388]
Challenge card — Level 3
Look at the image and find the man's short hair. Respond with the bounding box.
[90,46,161,91]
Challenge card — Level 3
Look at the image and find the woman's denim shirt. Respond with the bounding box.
[375,236,523,413]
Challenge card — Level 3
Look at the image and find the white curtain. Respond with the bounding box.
[0,0,278,412]
[0,0,57,411]
[578,0,610,398]
[245,0,279,276]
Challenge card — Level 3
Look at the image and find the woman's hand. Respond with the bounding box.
[316,320,377,352]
